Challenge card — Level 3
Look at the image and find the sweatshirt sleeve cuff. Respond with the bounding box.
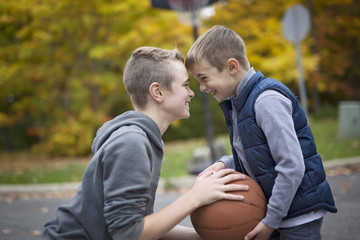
[261,208,283,229]
[217,155,235,169]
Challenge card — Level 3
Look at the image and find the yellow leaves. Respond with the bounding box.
[33,30,52,42]
[0,12,13,24]
[317,81,328,93]
[0,113,11,127]
[40,116,95,157]
[81,13,96,28]
[99,0,150,16]
[0,63,19,80]
[14,26,30,40]
[99,2,130,15]
[171,120,182,128]
[302,53,320,76]
[89,45,115,60]
[254,44,297,84]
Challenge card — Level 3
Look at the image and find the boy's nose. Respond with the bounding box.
[189,89,195,98]
[199,84,206,92]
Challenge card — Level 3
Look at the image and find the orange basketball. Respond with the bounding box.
[190,173,267,240]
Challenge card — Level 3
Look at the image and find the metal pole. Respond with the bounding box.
[191,10,216,163]
[295,42,308,117]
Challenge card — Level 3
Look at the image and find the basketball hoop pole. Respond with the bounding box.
[189,10,217,164]
[151,0,217,163]
[190,10,199,38]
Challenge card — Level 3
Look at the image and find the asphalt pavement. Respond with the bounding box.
[0,157,360,240]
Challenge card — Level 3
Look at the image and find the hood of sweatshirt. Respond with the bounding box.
[91,111,163,154]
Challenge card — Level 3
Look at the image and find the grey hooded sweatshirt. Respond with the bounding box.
[42,111,164,240]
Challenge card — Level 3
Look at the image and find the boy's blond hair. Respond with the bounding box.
[186,25,250,72]
[123,47,184,109]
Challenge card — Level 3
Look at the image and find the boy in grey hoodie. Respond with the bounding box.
[42,47,247,240]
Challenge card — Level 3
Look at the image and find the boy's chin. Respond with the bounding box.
[216,93,232,102]
[182,112,191,119]
[212,93,226,102]
[215,96,225,102]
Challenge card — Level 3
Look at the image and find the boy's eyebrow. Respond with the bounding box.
[195,73,205,79]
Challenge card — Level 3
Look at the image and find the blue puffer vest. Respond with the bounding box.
[219,71,337,219]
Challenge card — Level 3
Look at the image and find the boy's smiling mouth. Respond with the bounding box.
[209,90,216,97]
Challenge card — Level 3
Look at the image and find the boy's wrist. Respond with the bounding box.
[262,208,283,229]
[182,189,202,212]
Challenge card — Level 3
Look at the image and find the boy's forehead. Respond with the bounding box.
[170,59,185,68]
[171,61,188,79]
[191,58,213,74]
[171,60,186,70]
[197,58,211,67]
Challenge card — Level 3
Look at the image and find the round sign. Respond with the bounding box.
[281,4,311,44]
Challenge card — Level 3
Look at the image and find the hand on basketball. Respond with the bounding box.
[190,169,248,207]
[198,161,225,176]
[244,221,274,240]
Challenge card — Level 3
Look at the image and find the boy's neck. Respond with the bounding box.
[238,67,251,81]
[136,108,169,136]
[228,67,252,98]
[235,67,251,87]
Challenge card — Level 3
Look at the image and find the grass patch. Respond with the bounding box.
[310,117,360,161]
[0,152,89,184]
[161,138,208,179]
[0,105,359,184]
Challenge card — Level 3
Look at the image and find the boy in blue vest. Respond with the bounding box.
[186,25,337,240]
[42,47,247,240]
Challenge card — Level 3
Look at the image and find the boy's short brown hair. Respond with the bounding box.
[123,47,184,109]
[186,25,250,72]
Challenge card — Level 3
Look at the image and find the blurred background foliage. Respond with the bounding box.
[0,0,359,156]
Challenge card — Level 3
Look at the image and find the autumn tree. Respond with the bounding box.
[311,0,360,102]
[0,0,197,155]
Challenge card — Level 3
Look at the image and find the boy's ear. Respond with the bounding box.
[227,58,239,75]
[149,82,163,103]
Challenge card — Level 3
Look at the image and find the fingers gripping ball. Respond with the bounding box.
[190,173,267,240]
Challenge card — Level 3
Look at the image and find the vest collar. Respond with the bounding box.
[220,71,265,113]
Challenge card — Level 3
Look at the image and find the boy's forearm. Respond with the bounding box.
[137,191,200,240]
[159,225,201,240]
